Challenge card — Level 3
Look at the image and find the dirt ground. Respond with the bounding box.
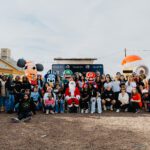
[0,112,150,150]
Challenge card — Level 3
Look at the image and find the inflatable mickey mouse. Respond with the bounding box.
[17,59,44,85]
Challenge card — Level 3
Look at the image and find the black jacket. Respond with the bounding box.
[101,90,114,100]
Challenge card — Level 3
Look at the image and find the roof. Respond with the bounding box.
[54,58,97,61]
[0,57,23,71]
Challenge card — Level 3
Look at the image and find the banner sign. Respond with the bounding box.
[52,64,104,76]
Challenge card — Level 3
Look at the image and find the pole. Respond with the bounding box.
[124,48,127,57]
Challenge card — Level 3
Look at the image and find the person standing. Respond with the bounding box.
[80,84,90,113]
[90,83,102,114]
[125,75,136,98]
[0,76,7,112]
[14,76,22,111]
[5,75,15,113]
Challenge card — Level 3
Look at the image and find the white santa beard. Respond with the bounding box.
[69,86,75,97]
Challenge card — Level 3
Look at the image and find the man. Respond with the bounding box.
[101,86,116,111]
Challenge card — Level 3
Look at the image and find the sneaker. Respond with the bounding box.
[125,108,128,112]
[1,106,5,112]
[110,105,113,111]
[103,105,107,111]
[46,110,49,115]
[11,117,20,123]
[81,109,84,114]
[85,109,89,114]
[22,117,31,123]
[116,109,120,113]
[135,109,140,113]
[50,110,54,114]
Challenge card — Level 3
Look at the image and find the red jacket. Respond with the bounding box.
[131,93,142,107]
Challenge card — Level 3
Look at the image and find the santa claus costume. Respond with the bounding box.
[65,81,80,113]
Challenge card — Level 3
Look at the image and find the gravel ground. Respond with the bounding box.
[0,112,150,150]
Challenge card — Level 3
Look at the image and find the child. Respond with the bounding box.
[11,94,32,123]
[54,85,64,113]
[31,86,41,112]
[43,89,55,114]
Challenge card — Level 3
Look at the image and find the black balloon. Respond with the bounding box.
[36,64,44,71]
[17,59,26,68]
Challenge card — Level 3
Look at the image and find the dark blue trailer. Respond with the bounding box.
[52,64,104,76]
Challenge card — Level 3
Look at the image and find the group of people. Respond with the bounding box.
[0,71,150,123]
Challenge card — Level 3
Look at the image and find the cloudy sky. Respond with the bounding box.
[0,0,150,74]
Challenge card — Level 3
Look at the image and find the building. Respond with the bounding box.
[53,57,104,75]
[0,48,24,76]
[54,58,97,64]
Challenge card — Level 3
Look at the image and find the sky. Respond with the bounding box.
[0,0,150,75]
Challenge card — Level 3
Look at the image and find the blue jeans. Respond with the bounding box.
[5,94,15,112]
[55,99,64,113]
[34,101,42,110]
[0,96,7,108]
[91,97,102,113]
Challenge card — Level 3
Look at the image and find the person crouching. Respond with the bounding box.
[43,91,55,115]
[101,86,116,111]
[129,88,142,113]
[11,94,32,123]
[116,88,129,112]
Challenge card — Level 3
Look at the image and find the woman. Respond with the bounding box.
[90,83,102,114]
[142,89,150,112]
[14,76,22,106]
[125,75,136,98]
[37,75,43,97]
[112,76,121,105]
[104,76,112,90]
[43,82,50,94]
[101,74,106,92]
[129,88,142,113]
[78,75,86,90]
[21,76,31,93]
[116,88,129,112]
[80,84,90,113]
[11,94,32,123]
[54,84,64,113]
[120,75,126,88]
[31,86,41,111]
[5,75,15,113]
[0,76,7,112]
[95,76,103,94]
